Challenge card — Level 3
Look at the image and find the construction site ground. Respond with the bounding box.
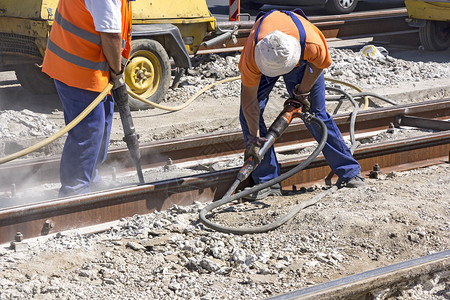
[0,43,449,299]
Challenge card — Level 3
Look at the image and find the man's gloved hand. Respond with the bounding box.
[293,84,311,111]
[244,135,267,164]
[110,67,125,89]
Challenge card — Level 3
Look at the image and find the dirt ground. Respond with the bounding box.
[0,45,449,299]
[0,164,448,299]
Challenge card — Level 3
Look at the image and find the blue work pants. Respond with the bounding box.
[239,64,361,184]
[54,80,114,197]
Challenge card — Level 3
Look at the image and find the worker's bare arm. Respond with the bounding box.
[100,32,123,76]
[241,84,260,137]
[295,63,323,94]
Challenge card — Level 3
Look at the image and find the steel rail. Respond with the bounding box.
[1,98,449,191]
[0,130,449,245]
[268,250,449,300]
[197,8,417,54]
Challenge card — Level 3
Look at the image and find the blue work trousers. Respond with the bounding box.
[54,80,114,197]
[239,64,361,184]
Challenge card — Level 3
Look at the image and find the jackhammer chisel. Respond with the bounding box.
[224,98,305,197]
[111,79,145,184]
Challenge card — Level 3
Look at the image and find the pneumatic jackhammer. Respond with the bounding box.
[223,98,307,197]
[111,78,145,184]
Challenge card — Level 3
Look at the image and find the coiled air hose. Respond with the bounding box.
[0,83,113,165]
[199,114,329,234]
[198,77,399,235]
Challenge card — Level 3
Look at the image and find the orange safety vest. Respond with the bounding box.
[42,0,132,92]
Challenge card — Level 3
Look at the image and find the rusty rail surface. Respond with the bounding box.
[1,98,449,191]
[0,131,449,244]
[269,250,449,300]
[198,8,417,54]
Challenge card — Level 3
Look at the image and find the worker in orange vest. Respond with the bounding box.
[42,0,133,197]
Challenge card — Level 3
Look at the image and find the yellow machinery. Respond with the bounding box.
[0,0,217,110]
[404,0,450,51]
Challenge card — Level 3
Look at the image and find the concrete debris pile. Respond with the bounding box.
[166,54,242,101]
[165,49,450,104]
[0,109,58,139]
[0,164,448,299]
[189,54,241,80]
[326,48,450,88]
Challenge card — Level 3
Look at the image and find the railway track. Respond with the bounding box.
[0,8,448,299]
[1,98,449,245]
[1,98,449,192]
[199,8,418,54]
[269,250,449,300]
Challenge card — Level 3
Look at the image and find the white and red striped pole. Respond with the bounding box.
[229,0,240,21]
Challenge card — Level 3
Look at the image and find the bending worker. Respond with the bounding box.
[239,9,365,200]
[42,0,133,197]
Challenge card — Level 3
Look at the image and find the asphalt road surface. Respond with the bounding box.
[206,0,405,21]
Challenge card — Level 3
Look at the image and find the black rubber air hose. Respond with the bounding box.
[199,114,328,234]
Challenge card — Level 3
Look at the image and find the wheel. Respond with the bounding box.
[325,0,358,14]
[240,1,263,11]
[14,63,56,94]
[419,20,450,51]
[125,39,171,110]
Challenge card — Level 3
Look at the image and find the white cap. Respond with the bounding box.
[254,30,301,77]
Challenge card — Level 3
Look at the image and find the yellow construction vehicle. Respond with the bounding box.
[0,0,217,110]
[404,0,450,51]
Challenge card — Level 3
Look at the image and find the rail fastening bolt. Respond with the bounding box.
[387,122,395,134]
[15,232,23,242]
[44,220,54,229]
[369,163,382,179]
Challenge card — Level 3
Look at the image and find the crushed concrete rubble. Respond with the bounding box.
[164,48,450,103]
[0,47,449,299]
[0,109,58,139]
[0,164,449,299]
[1,48,449,143]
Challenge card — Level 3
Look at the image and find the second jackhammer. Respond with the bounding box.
[111,78,145,184]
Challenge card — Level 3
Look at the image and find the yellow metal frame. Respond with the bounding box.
[404,0,450,21]
[0,0,56,20]
[0,0,217,58]
[0,17,50,57]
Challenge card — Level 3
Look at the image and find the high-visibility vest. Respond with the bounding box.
[42,0,132,93]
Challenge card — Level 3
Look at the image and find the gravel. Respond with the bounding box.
[0,164,449,299]
[0,46,449,299]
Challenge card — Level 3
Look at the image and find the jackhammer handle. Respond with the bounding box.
[112,83,136,136]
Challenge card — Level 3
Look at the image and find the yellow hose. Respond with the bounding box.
[0,83,113,165]
[130,76,369,111]
[0,75,367,164]
[324,76,369,110]
[128,76,241,111]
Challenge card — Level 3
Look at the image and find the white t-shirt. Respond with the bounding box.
[84,0,122,33]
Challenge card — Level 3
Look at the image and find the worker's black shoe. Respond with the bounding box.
[242,183,282,201]
[342,173,366,188]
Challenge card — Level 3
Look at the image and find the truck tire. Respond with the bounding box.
[419,20,450,51]
[325,0,358,14]
[14,64,56,95]
[125,39,171,111]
